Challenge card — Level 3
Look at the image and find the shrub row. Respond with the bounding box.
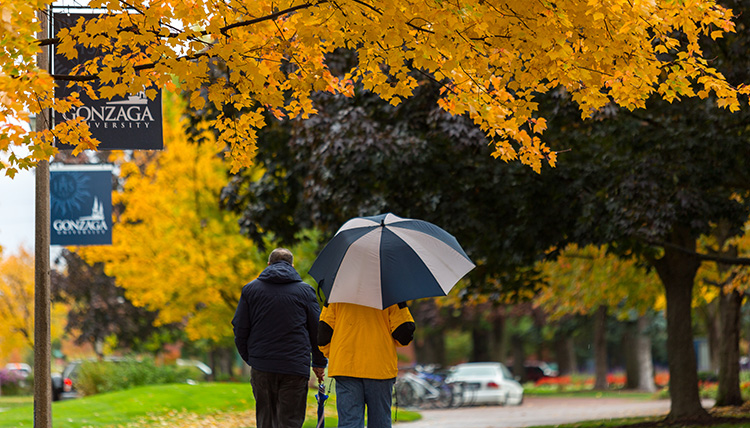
[75,358,196,396]
[0,369,33,396]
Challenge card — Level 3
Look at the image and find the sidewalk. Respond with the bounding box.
[394,396,714,428]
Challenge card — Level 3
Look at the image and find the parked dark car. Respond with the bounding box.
[51,360,83,401]
[522,361,559,382]
[52,357,130,401]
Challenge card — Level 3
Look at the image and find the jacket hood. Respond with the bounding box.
[258,261,303,284]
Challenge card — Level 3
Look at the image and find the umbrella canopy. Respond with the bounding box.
[309,213,475,310]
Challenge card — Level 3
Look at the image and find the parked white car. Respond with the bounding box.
[446,362,524,406]
[5,363,32,378]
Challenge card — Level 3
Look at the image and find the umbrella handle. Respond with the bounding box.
[316,382,327,428]
[316,282,327,305]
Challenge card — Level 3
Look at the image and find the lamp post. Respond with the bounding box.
[34,6,52,428]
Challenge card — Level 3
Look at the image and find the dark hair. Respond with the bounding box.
[268,248,293,265]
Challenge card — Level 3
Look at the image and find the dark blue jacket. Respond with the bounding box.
[232,261,327,377]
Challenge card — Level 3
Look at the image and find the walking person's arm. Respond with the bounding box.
[231,287,251,363]
[390,302,416,346]
[306,287,328,383]
[318,304,335,358]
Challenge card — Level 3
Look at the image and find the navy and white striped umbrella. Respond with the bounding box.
[309,213,475,310]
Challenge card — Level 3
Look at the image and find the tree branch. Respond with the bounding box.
[220,1,328,36]
[350,0,382,15]
[51,52,211,82]
[38,1,328,47]
[654,240,750,266]
[39,37,60,47]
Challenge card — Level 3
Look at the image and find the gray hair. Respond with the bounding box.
[268,248,294,265]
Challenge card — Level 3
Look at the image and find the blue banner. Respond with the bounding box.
[50,166,113,246]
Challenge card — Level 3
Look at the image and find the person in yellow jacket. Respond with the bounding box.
[318,301,415,428]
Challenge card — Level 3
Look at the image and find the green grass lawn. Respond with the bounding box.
[0,383,256,428]
[525,386,657,400]
[0,395,33,411]
[0,383,420,428]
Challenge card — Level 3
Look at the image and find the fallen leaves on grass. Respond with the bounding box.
[111,397,324,427]
[112,409,256,428]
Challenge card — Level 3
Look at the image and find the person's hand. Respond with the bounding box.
[313,367,325,384]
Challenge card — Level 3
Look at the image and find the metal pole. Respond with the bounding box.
[34,6,52,428]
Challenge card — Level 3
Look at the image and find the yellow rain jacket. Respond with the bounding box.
[319,302,415,379]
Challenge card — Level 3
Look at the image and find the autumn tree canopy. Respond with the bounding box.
[536,244,663,320]
[2,0,748,176]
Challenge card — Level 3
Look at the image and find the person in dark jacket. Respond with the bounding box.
[232,248,327,428]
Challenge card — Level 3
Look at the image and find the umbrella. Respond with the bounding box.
[315,382,328,428]
[309,213,475,310]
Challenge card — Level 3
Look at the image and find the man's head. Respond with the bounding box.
[268,248,294,265]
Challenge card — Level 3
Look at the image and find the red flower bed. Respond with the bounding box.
[535,375,572,386]
[533,371,670,388]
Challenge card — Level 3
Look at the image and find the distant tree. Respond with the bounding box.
[0,248,36,354]
[537,244,662,391]
[694,219,750,406]
[51,249,177,356]
[0,247,66,360]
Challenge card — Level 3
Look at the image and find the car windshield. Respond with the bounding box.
[62,362,80,378]
[454,366,498,377]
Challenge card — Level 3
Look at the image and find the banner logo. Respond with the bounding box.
[59,91,156,130]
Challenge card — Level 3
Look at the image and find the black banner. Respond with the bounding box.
[53,12,163,150]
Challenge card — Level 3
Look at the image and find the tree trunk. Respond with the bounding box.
[555,333,576,375]
[635,315,656,392]
[93,337,105,359]
[698,300,720,373]
[415,330,446,366]
[511,333,526,382]
[221,346,234,378]
[488,313,506,363]
[716,289,743,406]
[411,299,447,366]
[472,325,491,362]
[209,347,234,380]
[593,305,609,390]
[567,336,578,374]
[652,231,710,422]
[623,321,639,389]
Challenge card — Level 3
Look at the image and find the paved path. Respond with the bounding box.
[394,396,714,428]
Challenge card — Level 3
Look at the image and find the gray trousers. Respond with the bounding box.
[250,368,309,428]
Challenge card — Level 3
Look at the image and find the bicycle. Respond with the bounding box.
[393,366,457,409]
